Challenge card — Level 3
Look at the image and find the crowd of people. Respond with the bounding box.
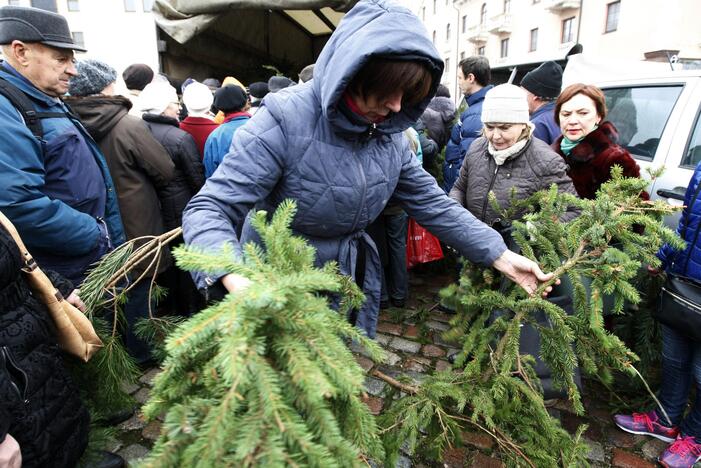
[0,1,700,468]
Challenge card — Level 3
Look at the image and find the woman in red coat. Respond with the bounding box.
[553,83,647,200]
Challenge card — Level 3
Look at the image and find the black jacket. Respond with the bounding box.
[0,225,89,468]
[142,113,205,230]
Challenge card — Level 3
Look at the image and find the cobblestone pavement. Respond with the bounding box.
[107,270,678,467]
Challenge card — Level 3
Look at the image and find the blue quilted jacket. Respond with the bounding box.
[182,0,507,337]
[658,162,701,279]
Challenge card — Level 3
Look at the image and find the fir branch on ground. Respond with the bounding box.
[380,167,682,466]
[141,200,386,467]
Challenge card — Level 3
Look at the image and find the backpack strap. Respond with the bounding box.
[0,77,45,139]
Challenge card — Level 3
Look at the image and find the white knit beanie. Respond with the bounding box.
[182,81,214,116]
[481,84,530,124]
[138,82,178,115]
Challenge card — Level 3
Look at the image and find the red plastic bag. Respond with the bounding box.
[406,218,444,268]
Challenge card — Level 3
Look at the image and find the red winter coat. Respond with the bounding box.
[553,121,648,200]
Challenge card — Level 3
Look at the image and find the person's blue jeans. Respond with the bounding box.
[657,324,701,437]
[380,213,408,304]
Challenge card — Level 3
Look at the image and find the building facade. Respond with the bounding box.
[404,0,701,101]
[3,0,160,86]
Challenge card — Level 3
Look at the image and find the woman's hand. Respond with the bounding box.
[492,249,557,297]
[0,434,21,468]
[66,289,86,312]
[221,274,252,294]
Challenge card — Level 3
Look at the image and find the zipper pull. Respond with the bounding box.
[367,123,376,139]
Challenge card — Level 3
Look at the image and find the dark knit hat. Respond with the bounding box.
[213,84,247,113]
[268,75,294,93]
[0,6,86,51]
[248,81,269,99]
[69,59,117,96]
[122,63,154,91]
[520,61,563,99]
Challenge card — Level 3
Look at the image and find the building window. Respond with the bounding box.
[503,0,510,13]
[478,46,485,56]
[480,3,487,25]
[605,1,620,33]
[66,0,79,11]
[143,0,154,11]
[124,0,136,12]
[446,23,451,42]
[432,0,436,14]
[432,30,436,44]
[462,15,467,33]
[561,16,575,43]
[529,28,538,52]
[445,58,450,74]
[30,0,57,11]
[71,31,84,48]
[500,37,509,58]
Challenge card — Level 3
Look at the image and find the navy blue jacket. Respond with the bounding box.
[0,62,125,284]
[444,85,493,164]
[182,0,507,337]
[530,101,561,145]
[658,162,701,279]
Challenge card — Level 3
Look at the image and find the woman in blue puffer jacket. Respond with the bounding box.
[182,0,555,338]
[614,161,701,468]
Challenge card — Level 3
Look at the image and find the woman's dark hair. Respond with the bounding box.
[348,57,433,106]
[555,83,607,126]
[436,84,451,98]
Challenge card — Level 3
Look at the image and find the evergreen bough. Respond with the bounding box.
[379,167,684,467]
[141,200,386,467]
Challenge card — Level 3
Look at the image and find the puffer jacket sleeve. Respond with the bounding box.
[178,132,205,193]
[657,163,701,269]
[392,141,507,266]
[0,97,101,256]
[182,107,287,288]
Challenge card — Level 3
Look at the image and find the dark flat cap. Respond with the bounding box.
[0,6,86,52]
[214,84,247,113]
[122,63,153,91]
[268,76,294,93]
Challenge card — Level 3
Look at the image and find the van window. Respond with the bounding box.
[682,109,701,168]
[603,85,683,161]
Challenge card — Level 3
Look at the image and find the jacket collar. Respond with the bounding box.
[530,101,555,119]
[556,121,619,163]
[142,112,180,127]
[223,111,251,123]
[182,116,218,126]
[0,60,64,106]
[466,84,493,107]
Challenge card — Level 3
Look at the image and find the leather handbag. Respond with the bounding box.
[655,275,701,342]
[0,211,103,362]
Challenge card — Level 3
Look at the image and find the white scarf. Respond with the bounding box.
[488,138,529,165]
[487,123,534,165]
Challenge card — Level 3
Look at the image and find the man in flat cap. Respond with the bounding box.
[0,6,125,284]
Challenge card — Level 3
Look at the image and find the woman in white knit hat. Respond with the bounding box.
[449,83,579,232]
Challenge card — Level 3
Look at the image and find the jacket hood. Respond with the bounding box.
[64,95,131,141]
[427,96,456,121]
[309,0,443,135]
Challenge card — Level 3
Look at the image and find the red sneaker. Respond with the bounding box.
[659,435,701,468]
[613,410,679,443]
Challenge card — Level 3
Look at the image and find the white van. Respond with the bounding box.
[563,56,701,224]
